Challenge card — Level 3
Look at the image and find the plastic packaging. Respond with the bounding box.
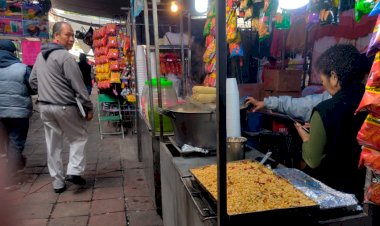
[357,114,380,150]
[365,181,380,205]
[107,36,118,48]
[366,10,380,56]
[142,78,178,132]
[359,146,380,174]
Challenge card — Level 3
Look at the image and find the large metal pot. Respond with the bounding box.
[158,103,216,149]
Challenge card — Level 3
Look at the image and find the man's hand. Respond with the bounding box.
[245,97,265,112]
[86,110,94,121]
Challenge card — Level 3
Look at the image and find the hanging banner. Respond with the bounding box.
[0,18,23,36]
[23,20,49,38]
[131,0,144,17]
[0,1,22,19]
[21,40,41,66]
[22,2,49,20]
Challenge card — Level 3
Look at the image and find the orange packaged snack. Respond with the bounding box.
[359,146,380,174]
[357,114,380,150]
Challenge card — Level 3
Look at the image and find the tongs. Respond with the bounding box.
[259,151,272,165]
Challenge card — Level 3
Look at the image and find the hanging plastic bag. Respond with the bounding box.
[205,56,216,73]
[274,10,291,30]
[105,23,117,35]
[83,26,94,46]
[107,36,118,48]
[359,146,380,174]
[110,72,121,83]
[258,13,270,41]
[365,181,380,205]
[226,10,238,43]
[107,48,120,60]
[355,0,376,22]
[370,1,380,16]
[229,42,244,57]
[203,39,216,63]
[203,18,212,37]
[367,16,380,57]
[110,60,120,71]
[357,114,380,150]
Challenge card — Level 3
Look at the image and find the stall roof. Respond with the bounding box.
[51,0,130,18]
[50,0,185,19]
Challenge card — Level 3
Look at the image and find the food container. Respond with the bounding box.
[227,137,247,162]
[157,103,216,149]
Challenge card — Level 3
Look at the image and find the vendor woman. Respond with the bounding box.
[294,44,368,202]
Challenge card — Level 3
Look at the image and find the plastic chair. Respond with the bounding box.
[97,94,124,139]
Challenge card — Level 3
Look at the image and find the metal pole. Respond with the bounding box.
[152,0,164,141]
[216,0,228,225]
[179,0,185,97]
[131,10,143,162]
[144,0,155,137]
[302,26,310,89]
[187,11,191,97]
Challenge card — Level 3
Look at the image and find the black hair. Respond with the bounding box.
[315,44,368,88]
[52,22,70,37]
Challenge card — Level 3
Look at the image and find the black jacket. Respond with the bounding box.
[312,84,367,201]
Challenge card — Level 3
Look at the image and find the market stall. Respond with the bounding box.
[131,0,380,225]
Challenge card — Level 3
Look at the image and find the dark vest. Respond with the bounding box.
[311,84,367,201]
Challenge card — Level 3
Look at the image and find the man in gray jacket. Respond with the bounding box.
[0,39,33,187]
[29,22,93,193]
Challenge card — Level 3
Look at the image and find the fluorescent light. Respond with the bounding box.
[278,0,309,10]
[195,0,208,13]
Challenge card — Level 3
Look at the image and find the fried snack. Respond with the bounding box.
[190,161,316,215]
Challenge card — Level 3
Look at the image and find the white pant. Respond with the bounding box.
[39,105,88,189]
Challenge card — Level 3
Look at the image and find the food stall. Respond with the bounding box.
[138,0,379,225]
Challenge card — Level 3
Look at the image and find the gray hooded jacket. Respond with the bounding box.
[29,43,93,111]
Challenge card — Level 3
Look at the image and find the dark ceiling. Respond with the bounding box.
[50,0,189,19]
[51,0,131,18]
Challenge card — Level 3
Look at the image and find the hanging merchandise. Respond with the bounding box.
[93,23,133,91]
[359,146,380,174]
[258,12,270,41]
[367,16,380,56]
[357,114,380,150]
[227,8,238,43]
[357,52,380,115]
[355,0,377,22]
[370,1,380,16]
[203,39,216,63]
[274,9,291,30]
[309,0,340,25]
[365,181,380,205]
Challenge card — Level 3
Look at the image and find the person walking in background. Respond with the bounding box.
[0,39,33,188]
[78,53,93,95]
[29,21,94,193]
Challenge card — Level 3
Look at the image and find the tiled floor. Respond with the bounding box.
[0,93,163,226]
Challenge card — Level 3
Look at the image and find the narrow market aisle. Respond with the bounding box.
[1,91,163,226]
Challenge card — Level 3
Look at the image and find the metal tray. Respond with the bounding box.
[189,161,320,225]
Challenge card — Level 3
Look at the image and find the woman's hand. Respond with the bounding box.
[294,122,310,142]
[245,97,265,112]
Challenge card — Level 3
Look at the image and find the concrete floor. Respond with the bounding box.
[0,92,163,226]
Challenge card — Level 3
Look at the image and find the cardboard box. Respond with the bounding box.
[263,69,303,92]
[263,90,301,98]
[238,83,264,100]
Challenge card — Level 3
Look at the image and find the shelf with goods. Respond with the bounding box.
[93,23,136,129]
